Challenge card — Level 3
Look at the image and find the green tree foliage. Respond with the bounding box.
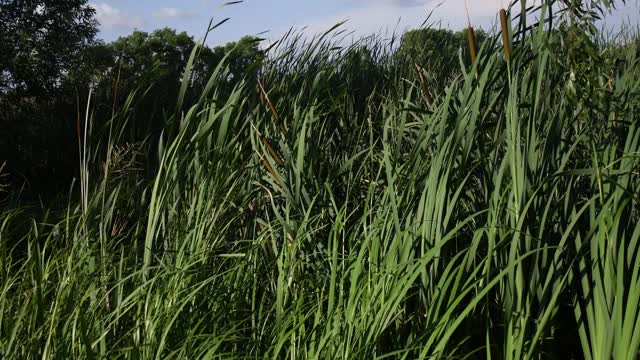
[103,30,264,141]
[213,35,265,82]
[0,0,98,197]
[0,2,265,198]
[0,0,98,96]
[396,28,486,89]
[107,30,264,101]
[101,29,205,140]
[109,29,201,108]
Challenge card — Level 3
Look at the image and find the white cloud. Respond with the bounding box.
[152,7,195,19]
[354,0,428,6]
[91,2,144,31]
[288,0,639,47]
[293,0,500,42]
[351,0,503,12]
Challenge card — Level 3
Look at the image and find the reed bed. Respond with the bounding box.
[1,1,639,358]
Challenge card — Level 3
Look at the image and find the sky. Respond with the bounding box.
[92,0,640,46]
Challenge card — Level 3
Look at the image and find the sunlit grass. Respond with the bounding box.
[1,1,640,359]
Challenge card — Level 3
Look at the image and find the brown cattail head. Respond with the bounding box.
[258,78,279,121]
[467,26,477,64]
[253,124,285,166]
[414,64,433,106]
[256,151,283,188]
[261,137,284,166]
[258,78,287,136]
[464,0,477,64]
[499,9,511,62]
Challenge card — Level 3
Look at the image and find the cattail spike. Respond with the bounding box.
[252,124,285,166]
[414,64,433,106]
[262,138,284,166]
[258,78,286,136]
[500,9,511,62]
[256,151,283,188]
[258,78,279,121]
[464,0,477,65]
[467,26,477,64]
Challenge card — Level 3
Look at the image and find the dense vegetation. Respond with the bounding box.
[1,0,640,358]
[0,0,263,196]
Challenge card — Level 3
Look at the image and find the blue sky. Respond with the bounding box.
[92,0,640,46]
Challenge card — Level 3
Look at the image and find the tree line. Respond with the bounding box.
[0,0,266,199]
[0,0,483,201]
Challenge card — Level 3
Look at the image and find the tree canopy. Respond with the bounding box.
[0,0,98,96]
[396,28,487,87]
